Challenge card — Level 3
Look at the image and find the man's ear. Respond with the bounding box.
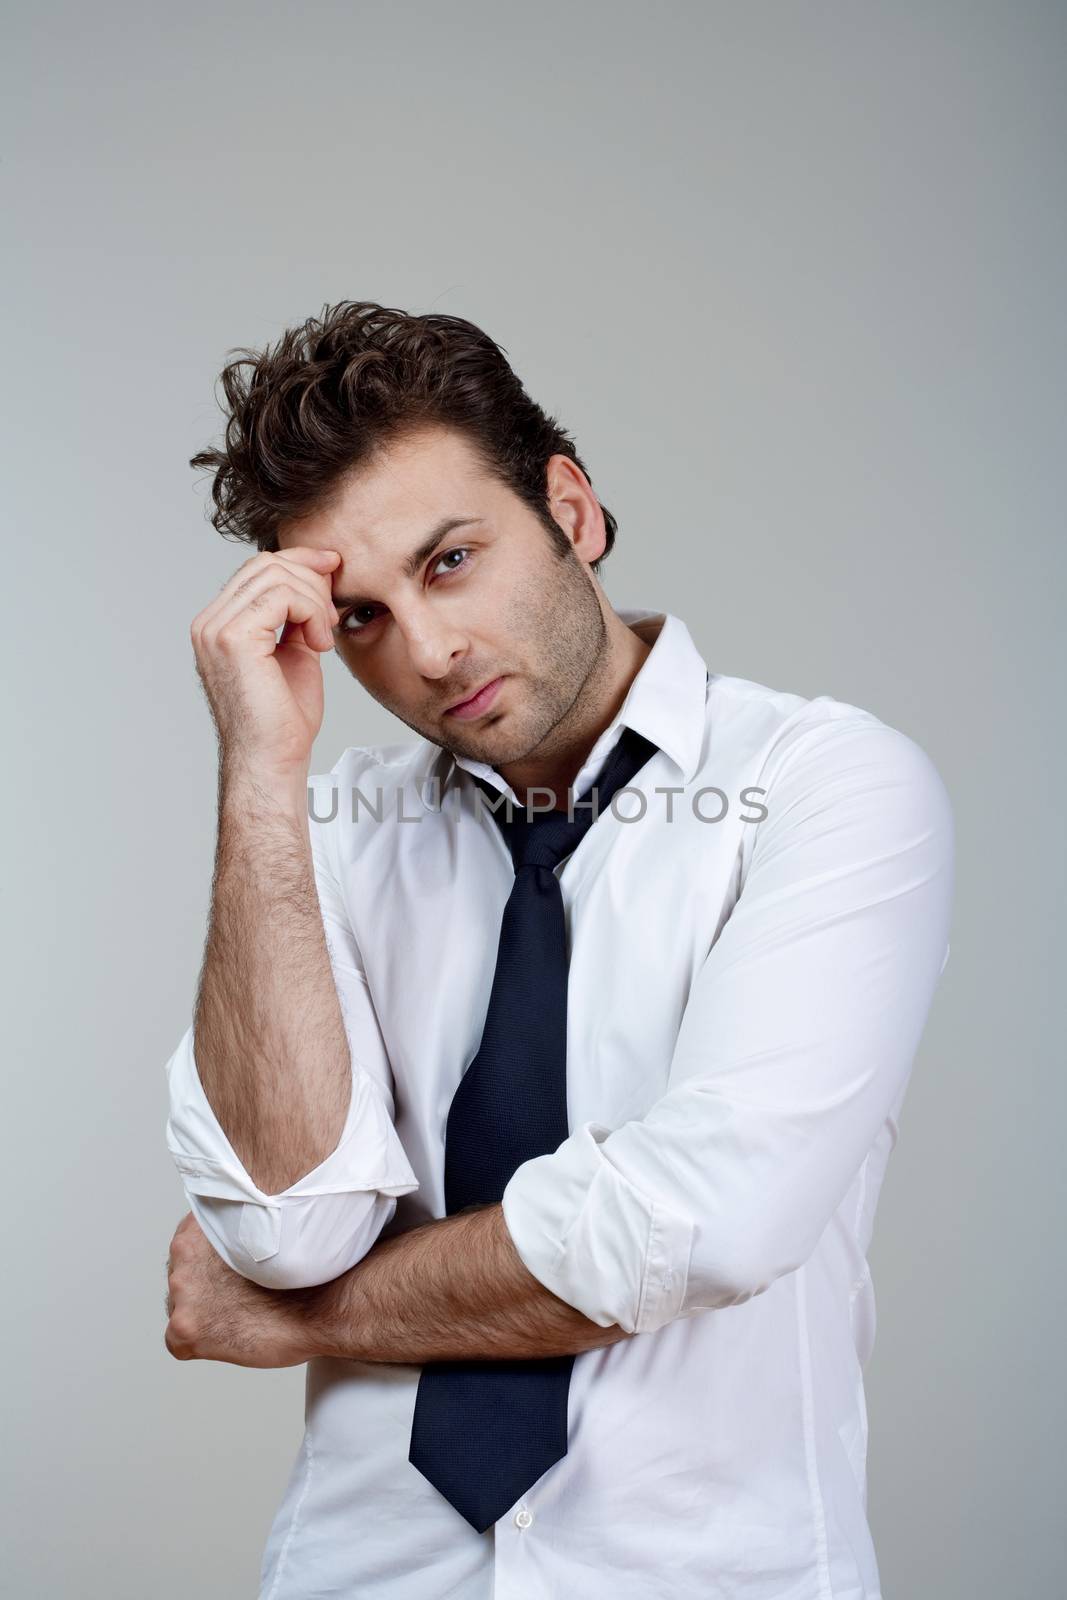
[545,454,607,566]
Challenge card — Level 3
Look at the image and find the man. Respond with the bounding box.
[163,300,954,1598]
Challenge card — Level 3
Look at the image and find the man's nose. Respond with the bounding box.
[397,606,470,679]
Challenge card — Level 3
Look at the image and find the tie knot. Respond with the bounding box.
[472,726,660,874]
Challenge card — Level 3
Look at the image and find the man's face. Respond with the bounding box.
[276,424,608,767]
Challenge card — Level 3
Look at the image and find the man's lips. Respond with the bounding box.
[444,676,505,719]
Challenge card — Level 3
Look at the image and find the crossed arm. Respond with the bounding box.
[307,1201,632,1362]
[165,1199,632,1367]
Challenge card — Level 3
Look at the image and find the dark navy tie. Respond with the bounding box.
[407,724,659,1533]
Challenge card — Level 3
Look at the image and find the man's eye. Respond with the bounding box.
[432,547,472,578]
[338,549,473,636]
[338,605,380,635]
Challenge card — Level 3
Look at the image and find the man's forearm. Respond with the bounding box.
[193,762,351,1194]
[298,1202,634,1362]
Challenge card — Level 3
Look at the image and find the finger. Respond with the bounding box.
[194,549,341,633]
[214,579,337,655]
[207,570,339,654]
[205,562,335,635]
[274,546,342,568]
[209,547,338,609]
[165,1326,191,1361]
[272,552,344,618]
[197,550,339,634]
[278,618,318,652]
[253,548,343,614]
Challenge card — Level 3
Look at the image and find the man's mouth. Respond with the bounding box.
[444,676,505,720]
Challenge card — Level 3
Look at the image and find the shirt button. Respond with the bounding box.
[514,1507,533,1529]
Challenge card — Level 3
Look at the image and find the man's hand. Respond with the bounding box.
[190,544,341,786]
[164,1211,311,1368]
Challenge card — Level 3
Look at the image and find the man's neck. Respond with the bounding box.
[496,612,656,809]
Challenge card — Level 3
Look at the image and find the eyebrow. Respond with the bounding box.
[331,515,484,610]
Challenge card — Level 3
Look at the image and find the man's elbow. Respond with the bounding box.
[684,1214,815,1313]
[189,1189,401,1291]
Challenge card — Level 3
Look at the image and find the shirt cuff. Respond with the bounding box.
[164,1024,419,1286]
[501,1121,693,1335]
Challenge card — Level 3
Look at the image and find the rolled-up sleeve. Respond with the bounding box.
[163,776,419,1291]
[501,715,955,1335]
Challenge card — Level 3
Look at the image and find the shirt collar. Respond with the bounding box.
[417,606,708,811]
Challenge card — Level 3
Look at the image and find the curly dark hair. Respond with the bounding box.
[190,300,617,575]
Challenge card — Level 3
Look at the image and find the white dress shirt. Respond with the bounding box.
[163,605,954,1599]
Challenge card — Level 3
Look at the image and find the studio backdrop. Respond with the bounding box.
[3,4,1062,1597]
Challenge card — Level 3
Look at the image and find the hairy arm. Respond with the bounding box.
[193,765,351,1194]
[297,1202,634,1362]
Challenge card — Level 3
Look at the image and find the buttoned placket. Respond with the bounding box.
[491,1497,537,1600]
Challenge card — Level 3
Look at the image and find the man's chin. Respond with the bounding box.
[438,716,551,768]
[439,723,511,762]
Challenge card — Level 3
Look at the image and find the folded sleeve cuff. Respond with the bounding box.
[164,1024,419,1198]
[163,1024,419,1287]
[501,1121,693,1335]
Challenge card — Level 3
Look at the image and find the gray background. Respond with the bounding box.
[3,2,1063,1595]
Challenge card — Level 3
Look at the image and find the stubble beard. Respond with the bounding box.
[433,546,609,767]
